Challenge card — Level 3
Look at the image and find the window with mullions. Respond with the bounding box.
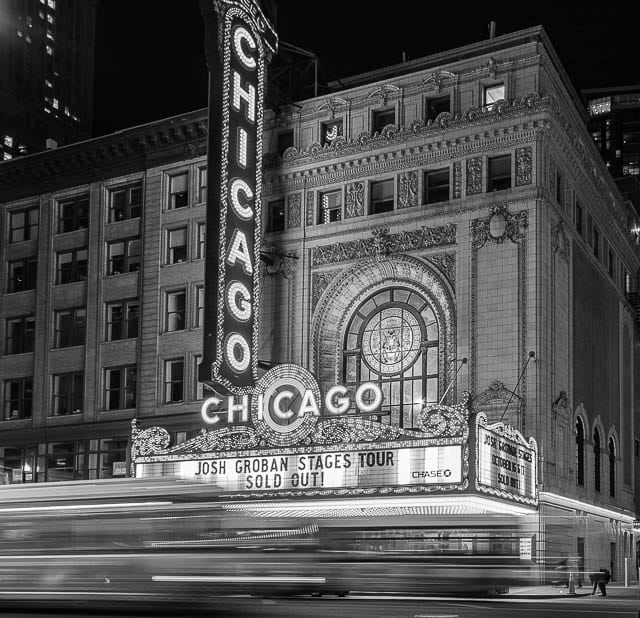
[89,437,128,479]
[198,168,207,203]
[166,227,188,264]
[108,183,142,222]
[196,222,206,259]
[370,179,394,214]
[195,285,205,328]
[52,371,84,416]
[164,358,184,403]
[9,206,39,242]
[318,189,342,223]
[104,365,137,410]
[53,307,86,348]
[487,154,511,192]
[3,377,33,420]
[57,195,88,233]
[343,288,439,429]
[168,172,189,209]
[7,257,37,292]
[107,238,140,275]
[55,248,87,284]
[424,168,450,204]
[165,290,186,332]
[105,300,139,341]
[5,316,35,354]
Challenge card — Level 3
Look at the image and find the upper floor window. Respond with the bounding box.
[372,108,395,134]
[575,202,583,236]
[196,222,206,259]
[487,154,511,192]
[104,365,137,410]
[370,179,394,214]
[56,248,87,284]
[5,316,35,355]
[321,120,343,147]
[166,227,188,264]
[164,358,184,404]
[195,285,205,328]
[593,427,601,492]
[9,206,39,243]
[576,417,585,486]
[484,83,505,111]
[556,171,563,205]
[7,257,37,293]
[608,248,615,278]
[58,195,88,233]
[424,168,450,204]
[53,307,86,348]
[267,198,285,233]
[276,129,294,155]
[107,238,140,275]
[593,225,600,259]
[193,355,204,401]
[52,371,84,416]
[3,377,33,421]
[166,290,186,332]
[425,96,450,123]
[105,300,139,341]
[587,96,611,117]
[318,190,342,224]
[609,438,616,497]
[108,183,142,222]
[168,172,189,209]
[198,167,207,203]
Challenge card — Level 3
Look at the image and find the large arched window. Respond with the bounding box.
[576,417,585,486]
[609,437,616,497]
[343,287,439,429]
[593,428,601,492]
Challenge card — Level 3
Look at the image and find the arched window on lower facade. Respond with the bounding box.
[576,417,585,486]
[343,287,439,429]
[609,437,616,497]
[594,428,601,492]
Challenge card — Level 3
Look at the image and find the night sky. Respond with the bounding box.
[93,2,636,137]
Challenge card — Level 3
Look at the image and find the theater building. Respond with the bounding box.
[1,25,639,580]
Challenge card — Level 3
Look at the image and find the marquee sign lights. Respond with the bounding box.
[200,0,277,395]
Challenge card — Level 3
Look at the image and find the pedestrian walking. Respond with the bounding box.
[590,568,610,596]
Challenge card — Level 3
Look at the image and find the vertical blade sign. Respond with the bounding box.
[200,0,277,395]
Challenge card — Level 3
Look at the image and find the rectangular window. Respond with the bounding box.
[196,222,206,259]
[370,179,394,214]
[108,182,142,222]
[166,290,186,332]
[105,300,139,341]
[484,83,505,110]
[575,202,583,236]
[198,167,207,203]
[267,198,285,232]
[7,257,37,293]
[276,129,294,155]
[593,225,600,259]
[104,366,137,410]
[166,227,188,264]
[56,248,87,284]
[107,238,140,275]
[425,95,450,123]
[318,190,342,224]
[164,359,184,403]
[372,108,395,134]
[53,308,86,348]
[169,172,189,209]
[608,248,615,278]
[57,195,88,233]
[9,206,39,242]
[195,285,205,328]
[321,120,343,147]
[52,371,84,416]
[424,168,450,204]
[3,378,33,420]
[193,355,203,400]
[5,316,35,355]
[556,171,563,205]
[487,154,511,192]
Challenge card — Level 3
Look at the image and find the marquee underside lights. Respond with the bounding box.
[199,0,277,395]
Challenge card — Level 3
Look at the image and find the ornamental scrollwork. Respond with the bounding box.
[470,204,528,250]
[311,270,340,311]
[428,253,456,286]
[131,421,171,458]
[287,193,301,228]
[345,181,364,218]
[453,161,462,199]
[466,157,482,195]
[515,146,532,186]
[398,170,418,209]
[306,191,314,226]
[420,392,470,438]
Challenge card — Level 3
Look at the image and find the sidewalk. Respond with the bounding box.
[508,582,640,598]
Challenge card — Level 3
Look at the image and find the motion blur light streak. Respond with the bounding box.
[0,500,173,513]
[151,575,327,583]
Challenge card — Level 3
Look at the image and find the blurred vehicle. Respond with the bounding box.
[0,478,535,606]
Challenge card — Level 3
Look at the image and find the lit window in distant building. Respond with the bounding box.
[55,249,87,284]
[424,168,450,204]
[53,308,86,348]
[105,300,139,341]
[164,359,184,404]
[46,30,54,41]
[45,79,53,88]
[484,83,505,110]
[45,45,53,55]
[106,238,140,275]
[7,257,37,293]
[165,290,186,332]
[108,182,142,222]
[318,189,342,223]
[52,372,84,416]
[52,97,58,109]
[47,0,55,9]
[3,378,33,421]
[370,179,394,214]
[487,154,511,191]
[321,119,343,147]
[57,195,88,233]
[425,95,450,123]
[372,108,395,134]
[166,227,188,264]
[5,316,35,355]
[168,172,189,209]
[47,13,54,23]
[9,206,39,242]
[587,96,611,116]
[4,135,13,148]
[104,366,137,410]
[3,153,12,160]
[267,198,285,232]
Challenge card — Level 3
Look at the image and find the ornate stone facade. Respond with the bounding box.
[397,170,418,209]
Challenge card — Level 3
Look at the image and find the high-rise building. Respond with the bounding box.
[0,0,97,159]
[1,24,639,581]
